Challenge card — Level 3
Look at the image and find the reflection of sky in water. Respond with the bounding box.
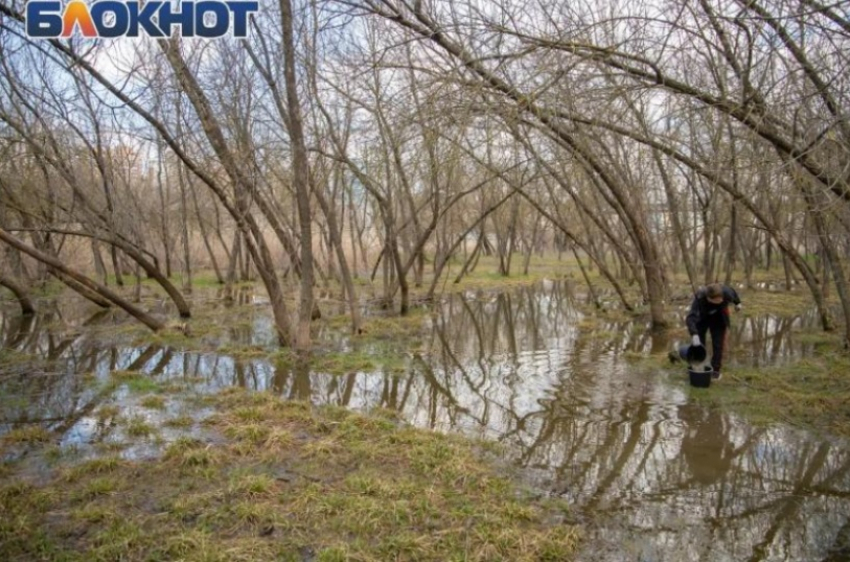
[2,282,850,561]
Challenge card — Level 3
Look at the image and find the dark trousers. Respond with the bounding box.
[697,321,727,372]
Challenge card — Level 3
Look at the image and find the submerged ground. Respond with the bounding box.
[2,266,850,561]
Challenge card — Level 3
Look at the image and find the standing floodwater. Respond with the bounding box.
[1,280,848,561]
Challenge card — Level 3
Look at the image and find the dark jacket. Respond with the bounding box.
[686,285,741,335]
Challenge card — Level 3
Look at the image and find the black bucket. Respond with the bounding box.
[678,344,707,363]
[688,366,713,388]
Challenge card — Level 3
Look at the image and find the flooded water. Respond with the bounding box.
[1,280,849,561]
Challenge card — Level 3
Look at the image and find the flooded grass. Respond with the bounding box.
[643,282,850,436]
[164,414,198,428]
[358,308,431,341]
[0,268,850,562]
[0,389,582,562]
[123,415,157,438]
[738,286,816,317]
[311,348,405,376]
[692,336,850,437]
[5,267,850,561]
[139,395,166,409]
[1,425,52,445]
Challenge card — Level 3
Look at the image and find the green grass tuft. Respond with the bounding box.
[0,394,586,561]
[1,425,52,445]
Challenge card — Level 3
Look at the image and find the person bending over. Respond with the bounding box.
[686,283,742,380]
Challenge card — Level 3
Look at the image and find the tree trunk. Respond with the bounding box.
[91,238,108,285]
[0,272,36,315]
[160,38,293,345]
[178,155,192,294]
[279,0,314,350]
[50,269,113,308]
[189,177,224,284]
[313,184,362,334]
[573,248,601,309]
[156,140,173,278]
[724,204,738,286]
[0,227,164,331]
[802,186,849,343]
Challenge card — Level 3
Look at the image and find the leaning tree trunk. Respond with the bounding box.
[0,271,36,315]
[0,227,164,331]
[50,269,113,308]
[802,185,850,346]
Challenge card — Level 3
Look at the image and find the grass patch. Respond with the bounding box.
[125,378,162,394]
[216,344,271,359]
[123,415,156,438]
[0,389,582,561]
[310,349,378,375]
[164,415,195,428]
[73,476,120,502]
[110,370,162,394]
[1,425,52,445]
[360,308,430,341]
[738,288,815,317]
[140,395,166,409]
[164,437,222,469]
[63,456,123,482]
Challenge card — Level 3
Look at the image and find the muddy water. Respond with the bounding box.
[1,281,849,561]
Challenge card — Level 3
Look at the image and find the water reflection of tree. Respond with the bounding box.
[0,300,191,452]
[419,287,559,432]
[2,308,106,427]
[394,283,850,561]
[430,284,578,363]
[512,392,850,560]
[412,355,479,430]
[733,315,812,366]
[5,283,850,560]
[1,310,35,349]
[417,282,638,445]
[276,360,313,401]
